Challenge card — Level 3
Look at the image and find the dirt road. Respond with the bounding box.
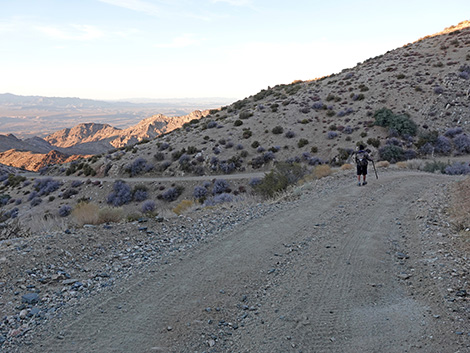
[27,171,465,352]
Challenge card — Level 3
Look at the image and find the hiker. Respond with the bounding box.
[354,145,373,186]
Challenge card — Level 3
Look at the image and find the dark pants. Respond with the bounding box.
[357,165,368,176]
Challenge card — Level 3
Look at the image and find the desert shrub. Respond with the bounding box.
[219,162,236,174]
[207,120,218,128]
[327,131,338,139]
[434,135,452,155]
[107,180,133,206]
[367,137,380,148]
[312,102,324,110]
[251,141,260,149]
[445,162,470,175]
[126,158,153,177]
[234,120,243,127]
[403,149,417,160]
[140,200,156,214]
[178,153,191,169]
[6,174,26,188]
[272,126,284,135]
[308,157,323,166]
[27,191,38,201]
[422,160,447,174]
[285,130,295,138]
[71,180,83,188]
[159,142,170,150]
[253,162,307,198]
[133,185,148,202]
[62,188,79,199]
[433,86,443,94]
[0,213,28,240]
[159,161,172,171]
[72,202,100,226]
[162,186,184,202]
[0,194,11,206]
[343,126,353,135]
[98,207,123,223]
[263,151,275,162]
[418,142,434,155]
[193,185,208,201]
[34,178,61,196]
[378,145,405,163]
[204,193,234,207]
[271,103,279,112]
[298,139,309,148]
[374,108,417,137]
[386,138,402,146]
[186,146,198,155]
[249,178,262,187]
[154,152,165,161]
[30,197,42,207]
[173,200,194,215]
[82,163,96,176]
[444,127,463,138]
[59,205,72,217]
[239,111,253,120]
[213,179,230,194]
[453,134,470,154]
[242,129,253,139]
[314,165,332,179]
[5,207,19,219]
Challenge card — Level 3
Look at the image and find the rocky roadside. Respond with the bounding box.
[1,169,469,352]
[0,171,346,352]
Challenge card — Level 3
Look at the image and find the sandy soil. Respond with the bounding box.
[5,170,470,352]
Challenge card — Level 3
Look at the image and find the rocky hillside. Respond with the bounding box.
[0,110,210,171]
[48,21,470,179]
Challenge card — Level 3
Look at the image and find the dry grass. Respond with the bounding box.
[340,163,354,170]
[26,214,66,234]
[172,200,195,215]
[376,161,390,168]
[314,165,332,179]
[396,161,408,169]
[72,202,100,226]
[99,207,123,223]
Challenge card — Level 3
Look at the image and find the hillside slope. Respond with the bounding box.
[50,21,470,179]
[0,110,210,171]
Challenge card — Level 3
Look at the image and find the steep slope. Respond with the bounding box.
[0,149,89,172]
[43,110,210,152]
[111,110,208,147]
[53,21,470,179]
[0,134,54,154]
[44,123,121,148]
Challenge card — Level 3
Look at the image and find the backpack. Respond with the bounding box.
[355,150,368,167]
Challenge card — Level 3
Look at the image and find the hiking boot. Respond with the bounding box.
[362,181,367,186]
[358,182,361,186]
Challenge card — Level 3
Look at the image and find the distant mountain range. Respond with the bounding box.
[0,93,233,138]
[0,109,210,171]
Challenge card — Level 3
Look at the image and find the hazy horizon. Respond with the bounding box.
[1,1,469,101]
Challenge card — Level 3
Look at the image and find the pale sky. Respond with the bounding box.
[0,0,468,101]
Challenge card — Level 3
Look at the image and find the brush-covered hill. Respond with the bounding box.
[0,110,210,171]
[47,21,470,179]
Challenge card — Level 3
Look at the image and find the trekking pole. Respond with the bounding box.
[371,160,378,179]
